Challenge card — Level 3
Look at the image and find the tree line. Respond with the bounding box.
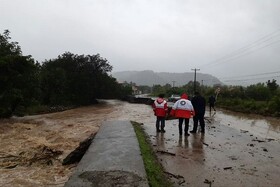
[0,30,132,117]
[215,80,280,117]
[148,79,280,117]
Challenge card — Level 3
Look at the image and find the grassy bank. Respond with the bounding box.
[131,121,173,187]
[217,98,280,117]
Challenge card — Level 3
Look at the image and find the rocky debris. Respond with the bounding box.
[229,156,238,160]
[28,145,63,166]
[204,179,214,186]
[223,167,233,170]
[156,150,176,156]
[164,171,185,186]
[0,145,63,169]
[0,153,19,169]
[202,142,209,146]
[266,138,275,142]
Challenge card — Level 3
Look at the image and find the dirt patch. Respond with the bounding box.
[79,170,145,187]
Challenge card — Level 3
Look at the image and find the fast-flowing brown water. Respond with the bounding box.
[0,100,279,186]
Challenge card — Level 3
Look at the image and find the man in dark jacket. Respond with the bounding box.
[208,95,216,113]
[190,92,206,133]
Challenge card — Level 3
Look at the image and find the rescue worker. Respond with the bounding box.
[191,91,206,133]
[170,93,195,136]
[152,94,168,133]
[208,95,216,113]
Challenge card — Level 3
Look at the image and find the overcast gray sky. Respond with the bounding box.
[1,0,280,85]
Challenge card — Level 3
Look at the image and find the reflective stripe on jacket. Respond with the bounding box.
[171,98,194,118]
[152,98,168,117]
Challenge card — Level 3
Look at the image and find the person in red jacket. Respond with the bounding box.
[170,93,195,136]
[152,94,168,133]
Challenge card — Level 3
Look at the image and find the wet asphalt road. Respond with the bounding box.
[141,110,280,187]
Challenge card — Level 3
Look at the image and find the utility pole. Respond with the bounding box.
[201,80,204,94]
[172,81,176,88]
[191,68,200,94]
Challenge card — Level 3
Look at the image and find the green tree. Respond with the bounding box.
[181,81,195,96]
[40,52,127,106]
[0,30,40,117]
[137,85,152,94]
[245,83,270,101]
[267,79,279,93]
[151,85,165,96]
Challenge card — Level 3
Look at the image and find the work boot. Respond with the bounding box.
[185,133,190,136]
[161,129,166,133]
[190,130,196,133]
[157,129,161,133]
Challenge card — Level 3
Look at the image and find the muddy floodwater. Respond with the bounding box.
[0,100,279,187]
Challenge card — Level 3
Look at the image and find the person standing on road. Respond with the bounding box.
[170,93,195,136]
[191,91,206,133]
[208,95,216,113]
[152,94,168,133]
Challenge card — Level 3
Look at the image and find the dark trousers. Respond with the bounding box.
[178,118,189,135]
[156,116,165,131]
[209,104,216,113]
[193,114,205,132]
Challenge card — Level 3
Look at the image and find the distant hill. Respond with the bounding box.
[112,70,222,86]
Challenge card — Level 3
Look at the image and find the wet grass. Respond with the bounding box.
[131,121,173,187]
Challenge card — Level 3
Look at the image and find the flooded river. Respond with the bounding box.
[0,100,279,186]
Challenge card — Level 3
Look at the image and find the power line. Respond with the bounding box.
[223,75,280,83]
[205,39,280,68]
[219,70,280,80]
[223,30,280,58]
[200,29,280,69]
[201,29,280,68]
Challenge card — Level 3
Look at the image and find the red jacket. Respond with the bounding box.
[170,93,195,118]
[152,98,168,117]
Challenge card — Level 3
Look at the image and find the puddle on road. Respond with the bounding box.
[212,110,280,140]
[138,104,280,187]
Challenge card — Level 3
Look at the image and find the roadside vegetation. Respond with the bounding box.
[146,79,280,117]
[214,81,280,117]
[0,30,132,118]
[131,121,173,187]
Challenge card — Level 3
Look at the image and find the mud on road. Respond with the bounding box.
[146,120,280,186]
[0,100,279,187]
